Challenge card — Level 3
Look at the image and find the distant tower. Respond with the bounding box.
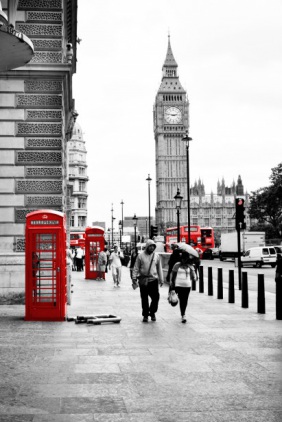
[153,36,189,226]
[236,175,244,196]
[68,122,88,231]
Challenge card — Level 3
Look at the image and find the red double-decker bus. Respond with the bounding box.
[70,232,85,249]
[165,225,215,257]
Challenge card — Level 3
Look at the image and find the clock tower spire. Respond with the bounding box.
[153,36,189,229]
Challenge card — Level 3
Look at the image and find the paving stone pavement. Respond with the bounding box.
[0,265,282,422]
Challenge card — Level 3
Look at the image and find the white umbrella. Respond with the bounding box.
[177,242,199,258]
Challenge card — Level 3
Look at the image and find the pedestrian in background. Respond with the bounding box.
[166,243,181,283]
[132,239,163,322]
[129,247,138,280]
[170,251,196,323]
[97,248,107,280]
[109,245,122,287]
[75,246,84,272]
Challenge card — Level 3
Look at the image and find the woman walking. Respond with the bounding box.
[170,251,196,323]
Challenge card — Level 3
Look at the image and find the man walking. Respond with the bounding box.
[132,239,163,322]
[109,245,122,287]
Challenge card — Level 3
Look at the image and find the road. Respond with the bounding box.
[201,258,276,294]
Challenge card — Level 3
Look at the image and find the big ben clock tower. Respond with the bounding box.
[153,36,189,227]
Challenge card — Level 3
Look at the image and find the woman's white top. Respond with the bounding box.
[172,263,194,288]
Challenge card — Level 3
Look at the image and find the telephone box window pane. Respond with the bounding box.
[32,233,57,304]
[90,241,101,271]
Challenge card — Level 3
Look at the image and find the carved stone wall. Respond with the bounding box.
[25,80,62,93]
[16,180,63,193]
[17,151,62,164]
[25,138,62,149]
[26,196,63,206]
[26,167,62,178]
[18,0,62,8]
[26,110,62,120]
[17,123,62,135]
[17,94,62,107]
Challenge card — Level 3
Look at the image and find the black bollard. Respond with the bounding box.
[241,271,248,308]
[228,270,235,303]
[276,282,282,320]
[217,268,223,299]
[208,267,213,296]
[199,265,204,293]
[257,274,265,314]
[192,269,196,291]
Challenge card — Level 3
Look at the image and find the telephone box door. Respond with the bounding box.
[85,227,105,279]
[26,229,64,321]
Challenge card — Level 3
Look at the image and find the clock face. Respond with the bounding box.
[164,107,182,124]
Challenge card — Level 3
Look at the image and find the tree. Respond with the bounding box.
[249,163,282,237]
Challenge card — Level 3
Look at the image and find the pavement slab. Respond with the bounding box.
[0,265,281,421]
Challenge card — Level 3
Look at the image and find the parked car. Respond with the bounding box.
[210,247,219,258]
[241,246,277,268]
[202,249,214,260]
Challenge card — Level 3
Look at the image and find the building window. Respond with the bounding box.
[79,167,85,175]
[70,216,75,227]
[228,219,234,226]
[216,209,222,215]
[79,181,85,191]
[204,218,209,226]
[192,209,197,216]
[192,218,198,225]
[78,198,86,209]
[78,216,86,227]
[69,154,74,162]
[216,218,222,226]
[204,209,209,216]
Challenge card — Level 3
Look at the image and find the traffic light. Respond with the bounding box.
[235,198,246,230]
[150,225,158,239]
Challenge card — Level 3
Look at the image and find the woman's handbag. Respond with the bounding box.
[168,290,178,307]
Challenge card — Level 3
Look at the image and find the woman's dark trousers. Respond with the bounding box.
[175,286,191,316]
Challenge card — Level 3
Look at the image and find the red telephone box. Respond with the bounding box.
[85,226,105,279]
[25,210,67,321]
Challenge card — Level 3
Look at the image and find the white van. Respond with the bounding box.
[241,246,277,268]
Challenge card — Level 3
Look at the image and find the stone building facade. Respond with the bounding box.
[68,122,88,232]
[0,0,78,293]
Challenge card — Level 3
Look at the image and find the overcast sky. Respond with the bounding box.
[73,0,282,229]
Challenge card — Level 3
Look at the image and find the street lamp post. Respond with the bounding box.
[133,214,138,249]
[118,220,122,248]
[174,188,183,243]
[120,200,124,235]
[107,228,111,246]
[145,218,148,240]
[111,204,115,247]
[182,131,192,244]
[146,174,152,238]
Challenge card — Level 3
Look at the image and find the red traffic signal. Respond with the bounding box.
[235,198,246,229]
